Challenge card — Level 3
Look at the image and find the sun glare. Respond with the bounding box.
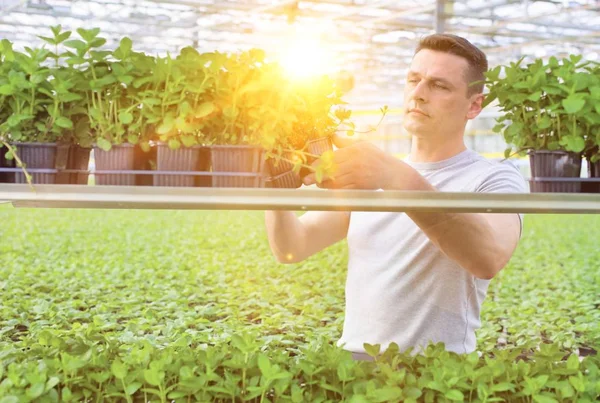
[278,37,334,81]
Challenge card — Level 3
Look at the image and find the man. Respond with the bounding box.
[264,34,527,360]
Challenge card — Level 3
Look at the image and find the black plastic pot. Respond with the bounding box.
[585,157,600,193]
[154,143,205,187]
[210,145,265,188]
[56,145,91,185]
[307,136,333,159]
[0,145,14,183]
[529,150,582,193]
[267,151,297,177]
[11,142,69,184]
[93,143,136,186]
[267,170,302,189]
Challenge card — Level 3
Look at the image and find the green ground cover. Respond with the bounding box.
[0,207,598,402]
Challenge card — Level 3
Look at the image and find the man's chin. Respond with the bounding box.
[402,123,431,137]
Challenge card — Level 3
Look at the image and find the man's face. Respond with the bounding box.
[402,49,483,139]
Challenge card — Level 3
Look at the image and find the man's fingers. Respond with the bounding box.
[332,133,362,149]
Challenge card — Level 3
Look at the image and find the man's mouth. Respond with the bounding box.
[408,108,428,116]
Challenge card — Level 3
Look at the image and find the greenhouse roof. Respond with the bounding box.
[1,0,598,104]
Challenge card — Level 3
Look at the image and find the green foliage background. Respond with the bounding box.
[0,207,598,402]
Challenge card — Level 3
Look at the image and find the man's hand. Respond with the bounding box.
[303,134,407,190]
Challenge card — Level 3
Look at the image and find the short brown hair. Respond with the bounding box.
[415,34,488,96]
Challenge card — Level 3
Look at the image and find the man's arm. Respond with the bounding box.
[300,138,523,279]
[265,210,350,264]
[386,165,521,280]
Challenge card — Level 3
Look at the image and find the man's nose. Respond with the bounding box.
[410,81,428,103]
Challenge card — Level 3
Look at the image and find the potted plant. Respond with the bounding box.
[483,55,597,193]
[207,49,279,188]
[35,26,93,185]
[583,62,600,185]
[148,49,214,187]
[0,37,73,185]
[64,29,140,185]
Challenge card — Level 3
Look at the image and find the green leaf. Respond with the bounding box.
[195,102,215,118]
[168,139,181,150]
[141,97,161,106]
[370,386,402,402]
[257,354,272,376]
[119,37,132,55]
[57,31,71,43]
[223,106,238,119]
[90,38,107,48]
[50,25,61,36]
[62,386,72,401]
[0,84,14,95]
[565,136,585,152]
[445,389,464,401]
[568,375,585,392]
[403,387,422,398]
[492,382,515,392]
[127,134,139,145]
[63,40,87,52]
[46,376,60,390]
[533,395,558,403]
[566,354,579,370]
[125,382,142,396]
[55,117,73,129]
[26,382,45,399]
[562,96,585,114]
[37,35,57,45]
[527,91,542,101]
[77,27,100,43]
[111,359,127,379]
[118,112,133,125]
[0,397,19,403]
[157,117,174,135]
[167,391,189,399]
[180,135,197,148]
[363,343,380,358]
[1,39,15,61]
[143,369,162,386]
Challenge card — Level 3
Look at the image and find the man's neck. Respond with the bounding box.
[408,136,467,163]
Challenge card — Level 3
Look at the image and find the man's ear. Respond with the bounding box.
[466,93,484,120]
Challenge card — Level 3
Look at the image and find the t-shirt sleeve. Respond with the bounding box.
[474,161,529,238]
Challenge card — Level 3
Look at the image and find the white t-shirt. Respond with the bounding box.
[338,148,528,356]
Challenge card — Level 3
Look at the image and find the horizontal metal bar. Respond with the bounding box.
[530,178,600,183]
[1,184,599,213]
[0,168,263,177]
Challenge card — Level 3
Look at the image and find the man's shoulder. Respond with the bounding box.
[468,154,528,193]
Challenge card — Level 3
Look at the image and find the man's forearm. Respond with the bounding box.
[384,160,505,279]
[265,211,306,263]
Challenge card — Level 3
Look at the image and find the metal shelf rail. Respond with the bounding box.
[1,184,599,214]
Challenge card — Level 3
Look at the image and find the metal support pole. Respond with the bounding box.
[435,0,445,33]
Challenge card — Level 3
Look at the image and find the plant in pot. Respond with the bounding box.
[483,55,594,193]
[582,62,600,185]
[265,72,387,187]
[146,49,214,187]
[0,39,14,182]
[37,26,92,185]
[207,49,278,188]
[65,29,140,186]
[0,39,72,185]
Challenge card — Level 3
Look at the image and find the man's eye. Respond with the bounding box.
[407,79,419,84]
[434,83,447,89]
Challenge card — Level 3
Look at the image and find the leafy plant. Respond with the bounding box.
[483,55,600,159]
[0,208,598,402]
